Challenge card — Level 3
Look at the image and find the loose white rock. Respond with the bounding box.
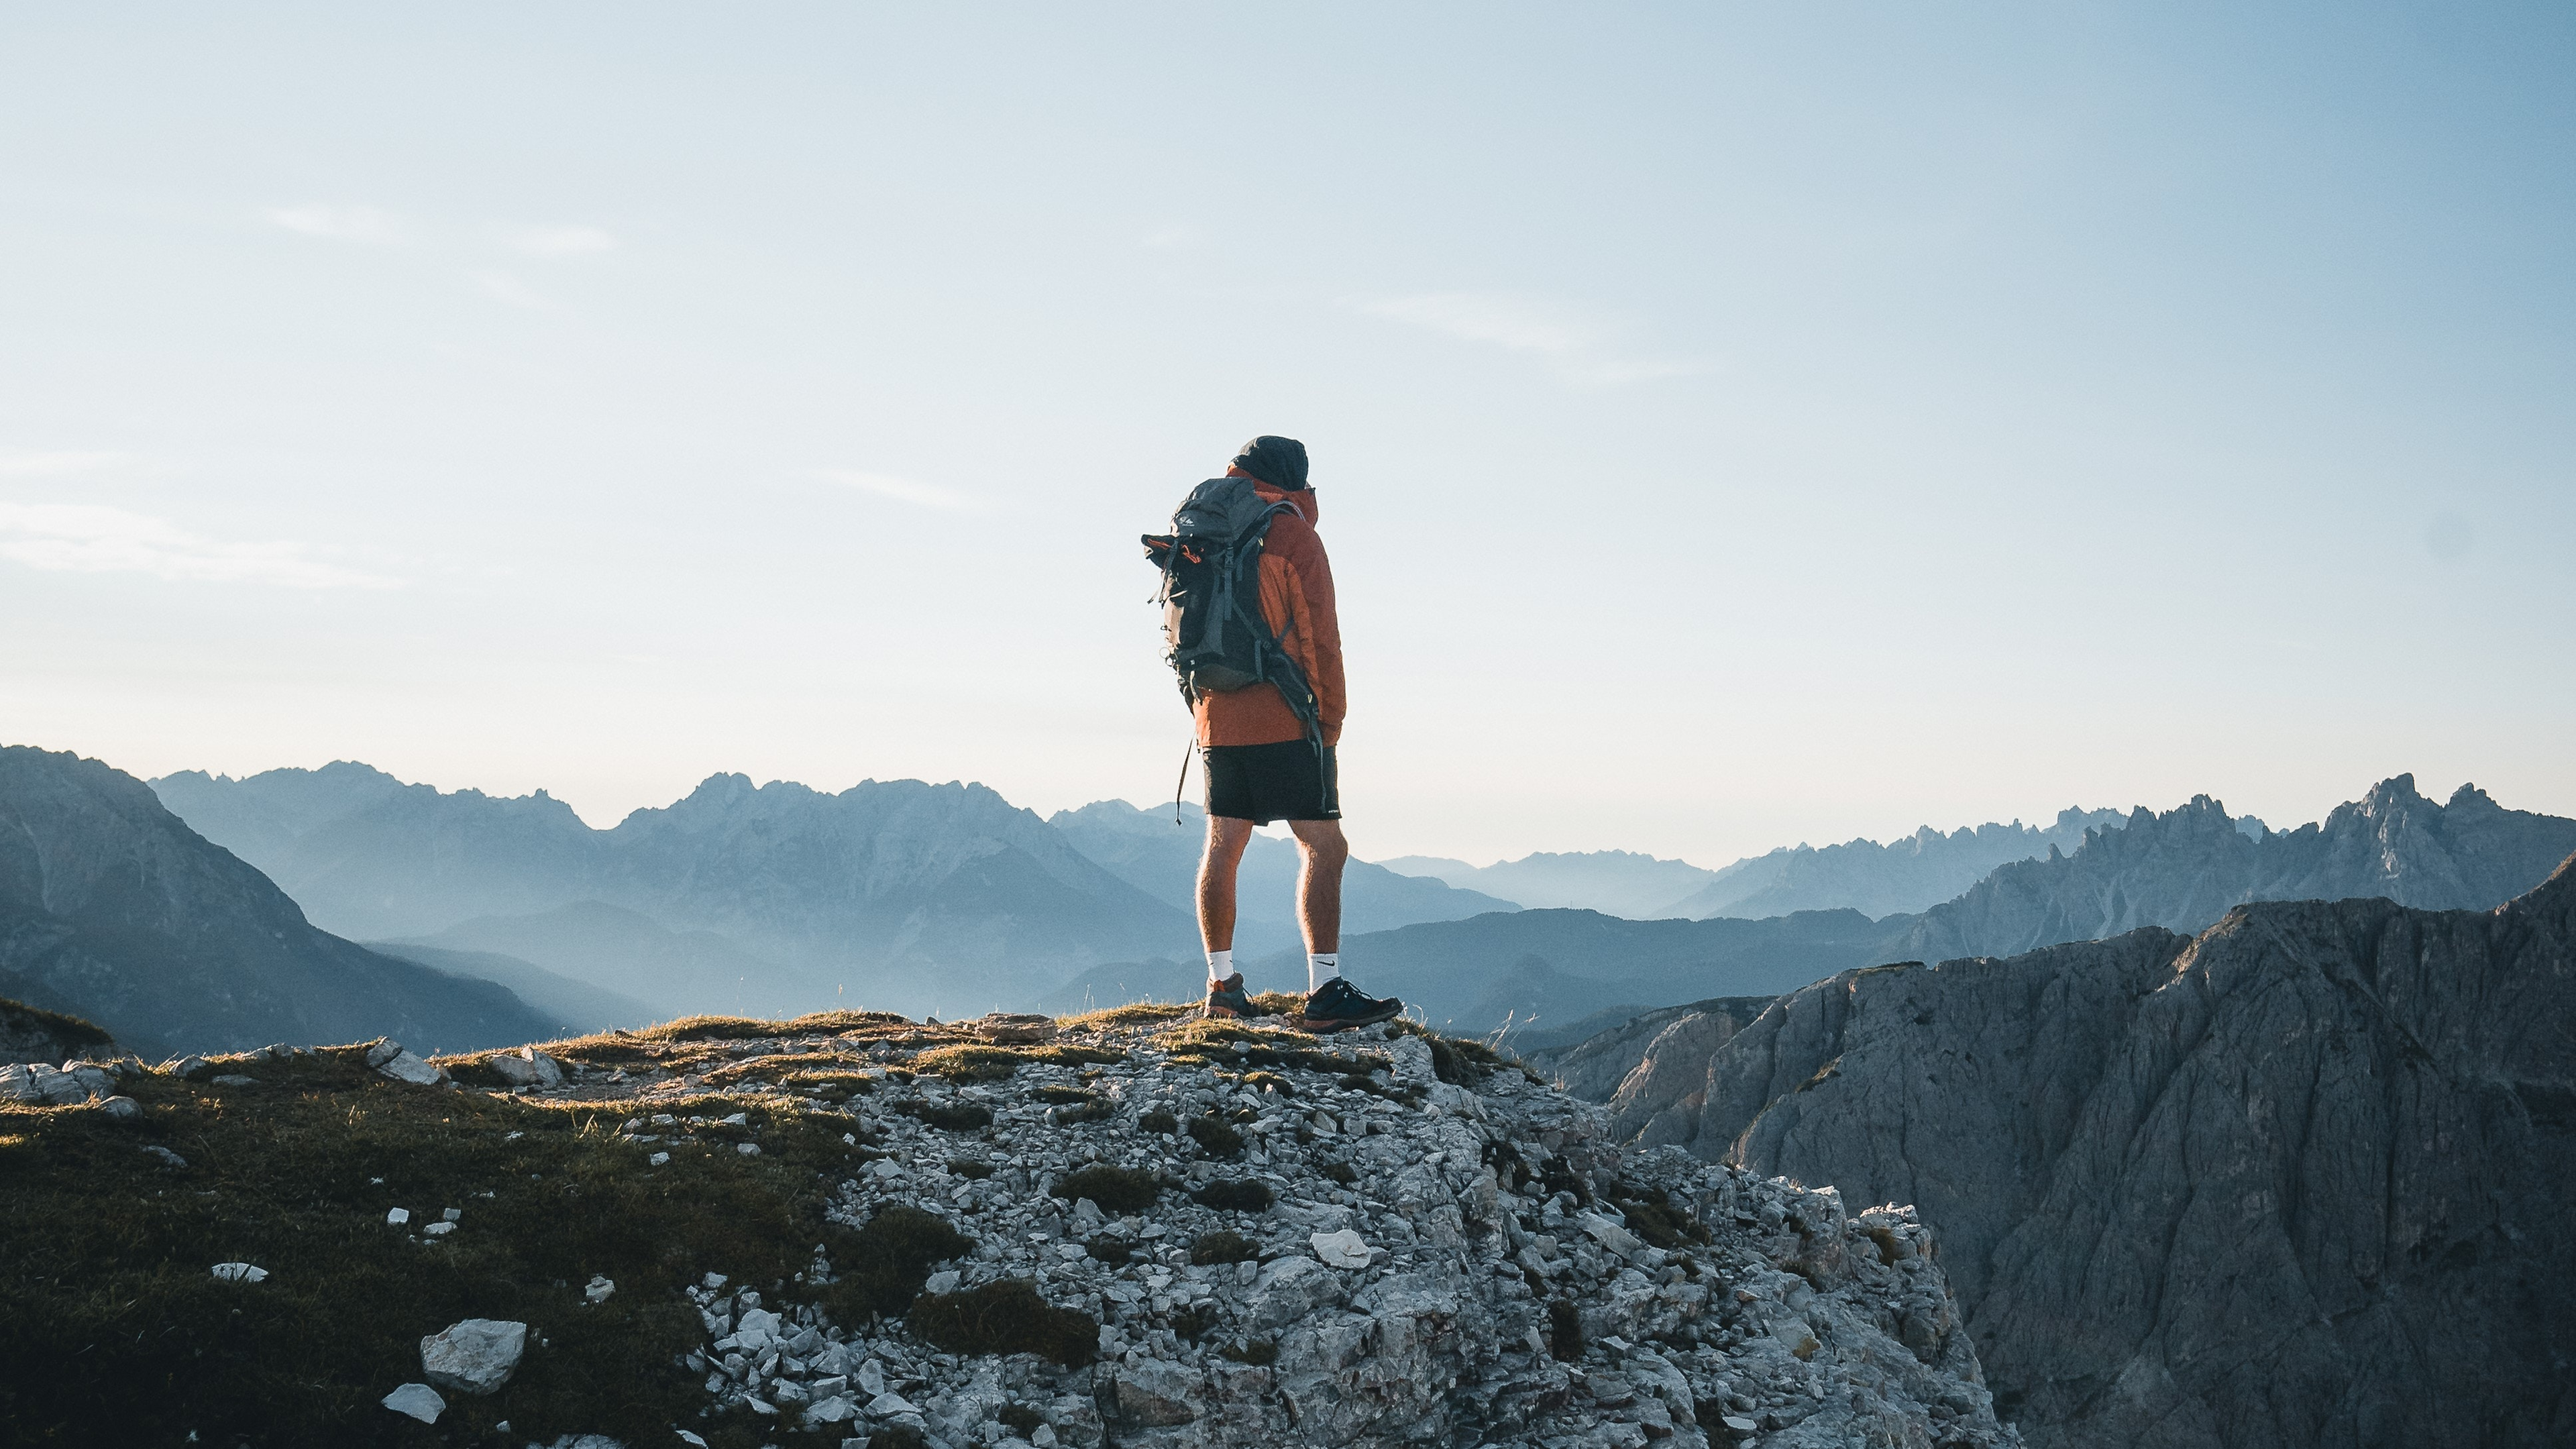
[93,1095,142,1122]
[420,1318,528,1395]
[209,1263,268,1284]
[422,1221,456,1238]
[1310,1228,1373,1269]
[867,1391,921,1417]
[584,1275,615,1304]
[376,1050,443,1086]
[381,1382,445,1423]
[649,1152,671,1167]
[364,1040,404,1068]
[142,1144,187,1167]
[737,1142,761,1157]
[386,1208,411,1226]
[923,1269,961,1294]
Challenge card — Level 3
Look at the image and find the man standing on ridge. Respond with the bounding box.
[1191,435,1404,1034]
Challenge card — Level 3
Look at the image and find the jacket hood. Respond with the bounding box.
[1251,478,1319,526]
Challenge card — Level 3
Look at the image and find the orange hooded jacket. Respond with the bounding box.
[1193,473,1345,749]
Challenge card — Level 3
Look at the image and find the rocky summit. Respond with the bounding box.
[0,998,2014,1448]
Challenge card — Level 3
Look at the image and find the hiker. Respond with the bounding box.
[1148,435,1404,1034]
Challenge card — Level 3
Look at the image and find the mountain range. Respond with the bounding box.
[1562,854,2576,1448]
[148,763,1515,1022]
[1380,805,2141,920]
[1301,775,2576,1035]
[0,746,563,1057]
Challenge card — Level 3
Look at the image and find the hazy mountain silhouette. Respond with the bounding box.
[1306,777,2575,1036]
[1378,849,1727,916]
[2,746,563,1057]
[1048,798,1516,957]
[1667,806,2137,919]
[153,763,1199,1018]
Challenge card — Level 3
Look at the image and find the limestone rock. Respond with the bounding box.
[209,1263,268,1283]
[381,1382,445,1423]
[1308,1229,1372,1269]
[971,1012,1059,1044]
[376,1050,443,1086]
[420,1318,527,1395]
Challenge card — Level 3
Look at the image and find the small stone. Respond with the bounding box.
[738,1142,762,1157]
[387,1208,411,1225]
[209,1075,258,1087]
[1309,1228,1372,1269]
[650,1152,671,1167]
[168,1055,212,1080]
[923,1270,961,1295]
[585,1275,615,1303]
[93,1095,142,1122]
[971,1012,1058,1044]
[856,1359,886,1397]
[209,1262,268,1283]
[442,1207,462,1222]
[423,1222,456,1238]
[364,1040,404,1068]
[1030,1425,1058,1448]
[420,1318,527,1394]
[805,1394,860,1424]
[867,1391,920,1417]
[381,1382,445,1423]
[376,1051,443,1086]
[143,1144,188,1167]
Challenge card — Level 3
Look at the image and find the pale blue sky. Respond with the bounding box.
[2,3,2570,865]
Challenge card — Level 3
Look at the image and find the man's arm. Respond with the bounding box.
[1261,523,1344,746]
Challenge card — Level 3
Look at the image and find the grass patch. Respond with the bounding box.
[816,1206,974,1323]
[1548,1298,1586,1360]
[908,1279,1097,1365]
[1603,1181,1709,1250]
[1320,1161,1358,1186]
[1059,1002,1195,1030]
[1190,1179,1273,1213]
[1188,1230,1259,1266]
[1054,1165,1160,1215]
[1137,1110,1179,1136]
[1085,1236,1139,1264]
[1153,1018,1383,1077]
[1186,1115,1244,1159]
[896,1100,994,1132]
[1171,1305,1218,1340]
[0,1042,860,1445]
[999,1403,1047,1435]
[947,1159,996,1180]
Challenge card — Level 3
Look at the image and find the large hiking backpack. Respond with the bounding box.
[1142,476,1325,739]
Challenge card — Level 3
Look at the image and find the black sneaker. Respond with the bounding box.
[1300,977,1402,1034]
[1203,972,1260,1020]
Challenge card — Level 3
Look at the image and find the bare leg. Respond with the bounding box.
[1197,816,1256,954]
[1287,818,1348,955]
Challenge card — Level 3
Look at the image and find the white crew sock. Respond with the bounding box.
[1205,949,1235,985]
[1307,953,1340,992]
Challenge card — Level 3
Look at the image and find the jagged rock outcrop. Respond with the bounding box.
[0,995,115,1065]
[1680,855,2576,1449]
[668,1013,2021,1448]
[0,746,564,1056]
[1524,997,1779,1147]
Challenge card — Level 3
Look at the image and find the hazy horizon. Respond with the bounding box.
[5,4,2571,866]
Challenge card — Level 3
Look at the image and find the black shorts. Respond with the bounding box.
[1203,741,1339,824]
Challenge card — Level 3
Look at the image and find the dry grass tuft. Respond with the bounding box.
[908,1279,1097,1365]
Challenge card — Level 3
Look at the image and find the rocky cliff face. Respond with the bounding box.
[0,747,564,1057]
[1676,857,2576,1448]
